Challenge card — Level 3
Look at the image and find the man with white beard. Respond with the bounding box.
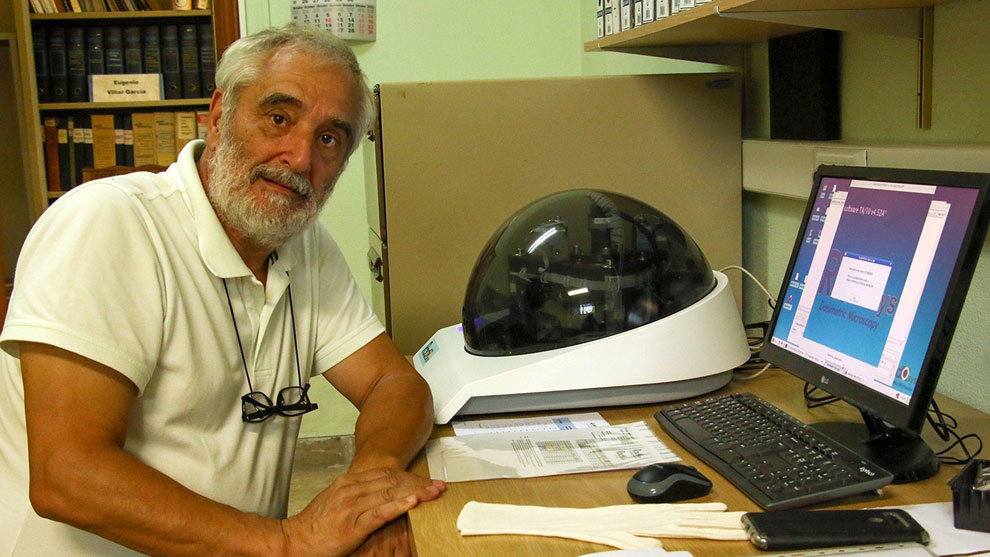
[0,24,444,556]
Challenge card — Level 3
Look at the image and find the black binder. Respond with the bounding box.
[47,27,68,103]
[142,25,162,75]
[105,27,124,74]
[197,23,215,97]
[124,26,143,74]
[86,27,104,76]
[66,27,87,102]
[32,28,49,103]
[114,114,127,167]
[179,24,200,98]
[161,25,181,100]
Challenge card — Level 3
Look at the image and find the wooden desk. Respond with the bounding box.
[407,368,990,556]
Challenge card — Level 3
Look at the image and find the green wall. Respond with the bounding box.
[246,0,990,437]
[741,0,990,415]
[246,1,587,437]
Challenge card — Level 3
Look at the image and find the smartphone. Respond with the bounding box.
[741,509,930,551]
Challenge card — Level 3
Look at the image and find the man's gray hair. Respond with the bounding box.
[214,23,375,154]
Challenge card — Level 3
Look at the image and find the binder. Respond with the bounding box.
[47,27,68,102]
[657,0,669,18]
[113,114,126,166]
[131,112,157,167]
[604,0,613,35]
[43,117,61,191]
[161,25,181,99]
[72,114,88,186]
[124,26,143,73]
[86,27,105,76]
[197,23,215,97]
[597,0,604,38]
[174,111,197,157]
[122,114,134,167]
[153,111,176,165]
[179,24,200,98]
[80,114,94,174]
[91,113,116,169]
[195,110,209,139]
[104,27,124,74]
[32,28,50,103]
[57,117,71,190]
[66,27,87,102]
[143,25,162,75]
[64,117,75,189]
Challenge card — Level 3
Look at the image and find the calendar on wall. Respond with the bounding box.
[290,0,376,41]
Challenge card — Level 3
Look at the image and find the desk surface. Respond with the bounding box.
[407,368,990,556]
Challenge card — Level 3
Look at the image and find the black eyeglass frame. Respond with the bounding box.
[223,260,318,423]
[241,384,318,423]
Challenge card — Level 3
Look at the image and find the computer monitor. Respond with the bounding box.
[761,165,990,483]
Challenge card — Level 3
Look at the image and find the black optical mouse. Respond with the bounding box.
[627,462,713,503]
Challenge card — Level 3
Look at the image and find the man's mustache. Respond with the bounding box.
[249,165,312,196]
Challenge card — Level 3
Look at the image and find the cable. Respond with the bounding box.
[801,386,983,465]
[719,265,777,309]
[734,362,771,381]
[803,382,839,408]
[718,265,777,382]
[927,399,983,465]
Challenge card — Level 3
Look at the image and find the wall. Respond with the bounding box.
[245,0,989,437]
[246,2,726,437]
[246,1,585,437]
[741,0,990,413]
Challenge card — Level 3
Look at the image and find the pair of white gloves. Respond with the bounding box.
[457,500,748,551]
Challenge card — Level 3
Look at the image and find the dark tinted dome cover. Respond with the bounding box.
[463,189,716,356]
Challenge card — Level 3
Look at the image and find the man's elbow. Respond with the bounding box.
[27,450,94,524]
[29,469,74,522]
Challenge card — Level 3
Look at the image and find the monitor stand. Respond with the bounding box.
[810,411,939,484]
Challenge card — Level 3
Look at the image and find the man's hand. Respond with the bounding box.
[351,515,412,557]
[282,468,445,557]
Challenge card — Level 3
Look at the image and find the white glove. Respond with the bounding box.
[456,501,748,551]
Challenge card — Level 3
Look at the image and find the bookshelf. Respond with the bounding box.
[10,1,240,222]
[585,0,952,52]
[586,0,949,126]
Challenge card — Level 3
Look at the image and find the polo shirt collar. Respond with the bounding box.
[171,139,302,280]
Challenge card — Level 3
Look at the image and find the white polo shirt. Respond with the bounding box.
[0,140,384,555]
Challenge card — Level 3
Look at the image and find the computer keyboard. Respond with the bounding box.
[654,392,893,510]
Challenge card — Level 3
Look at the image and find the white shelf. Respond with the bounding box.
[742,139,990,199]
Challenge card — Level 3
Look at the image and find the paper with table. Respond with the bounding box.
[426,420,679,482]
[451,412,609,436]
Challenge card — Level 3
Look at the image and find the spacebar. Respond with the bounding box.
[669,418,713,444]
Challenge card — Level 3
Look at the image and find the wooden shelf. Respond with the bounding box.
[585,0,952,51]
[30,10,211,21]
[39,98,212,110]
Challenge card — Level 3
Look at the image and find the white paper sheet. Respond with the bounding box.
[892,501,990,556]
[451,412,609,436]
[426,421,679,482]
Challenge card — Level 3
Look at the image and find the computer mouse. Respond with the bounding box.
[627,462,713,503]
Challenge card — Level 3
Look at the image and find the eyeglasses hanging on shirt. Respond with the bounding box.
[223,252,318,423]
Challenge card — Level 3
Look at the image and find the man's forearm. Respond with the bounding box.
[31,440,286,556]
[349,372,434,472]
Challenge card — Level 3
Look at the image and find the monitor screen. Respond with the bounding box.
[762,166,989,438]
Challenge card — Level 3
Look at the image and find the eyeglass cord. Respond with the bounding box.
[221,250,304,396]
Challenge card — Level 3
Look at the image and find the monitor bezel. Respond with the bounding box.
[761,165,990,436]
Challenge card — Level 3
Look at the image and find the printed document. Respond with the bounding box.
[426,421,678,482]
